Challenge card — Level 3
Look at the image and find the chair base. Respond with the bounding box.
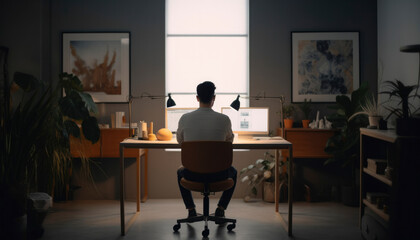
[176,213,236,225]
[173,213,236,237]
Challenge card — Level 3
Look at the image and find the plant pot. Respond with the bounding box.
[396,118,420,136]
[284,118,294,128]
[263,181,275,203]
[368,116,381,128]
[302,119,310,128]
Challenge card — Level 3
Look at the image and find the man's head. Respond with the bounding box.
[196,81,216,104]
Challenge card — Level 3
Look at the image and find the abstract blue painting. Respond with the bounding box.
[292,32,359,102]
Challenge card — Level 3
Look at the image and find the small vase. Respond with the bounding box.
[302,119,310,128]
[284,119,293,128]
[368,116,381,128]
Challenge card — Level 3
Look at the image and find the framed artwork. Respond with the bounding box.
[291,32,359,103]
[62,32,130,103]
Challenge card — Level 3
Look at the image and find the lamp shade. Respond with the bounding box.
[400,44,420,53]
[166,93,176,108]
[230,95,240,111]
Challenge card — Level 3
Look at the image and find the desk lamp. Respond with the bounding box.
[230,93,286,137]
[128,93,176,137]
[400,44,420,95]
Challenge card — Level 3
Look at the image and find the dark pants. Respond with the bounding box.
[177,166,237,210]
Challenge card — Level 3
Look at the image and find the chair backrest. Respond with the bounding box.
[181,141,233,174]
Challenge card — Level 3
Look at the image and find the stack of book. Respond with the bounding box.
[367,158,387,174]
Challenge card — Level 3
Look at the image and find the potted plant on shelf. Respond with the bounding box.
[239,152,286,203]
[348,93,382,129]
[1,66,100,238]
[282,104,295,129]
[380,79,420,136]
[298,98,312,128]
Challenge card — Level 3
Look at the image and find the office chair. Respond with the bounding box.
[173,141,236,237]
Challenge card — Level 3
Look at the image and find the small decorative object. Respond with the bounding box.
[324,116,332,129]
[298,98,312,128]
[318,118,325,129]
[156,128,173,141]
[291,32,360,102]
[147,122,157,141]
[137,121,148,140]
[384,166,394,180]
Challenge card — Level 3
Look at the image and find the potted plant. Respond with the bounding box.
[380,79,420,136]
[240,152,286,202]
[324,82,369,206]
[348,93,382,128]
[282,104,295,129]
[298,98,312,128]
[1,66,100,238]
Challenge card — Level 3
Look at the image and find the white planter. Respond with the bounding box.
[368,116,381,128]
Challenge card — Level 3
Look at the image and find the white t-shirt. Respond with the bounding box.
[176,107,234,143]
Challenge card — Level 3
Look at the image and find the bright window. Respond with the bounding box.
[166,0,249,111]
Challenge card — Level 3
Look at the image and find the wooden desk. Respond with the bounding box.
[278,128,336,158]
[119,137,293,236]
[70,128,148,207]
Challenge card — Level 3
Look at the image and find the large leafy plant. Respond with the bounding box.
[1,71,100,196]
[324,82,369,171]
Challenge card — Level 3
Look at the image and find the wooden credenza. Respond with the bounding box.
[70,128,148,207]
[278,128,336,158]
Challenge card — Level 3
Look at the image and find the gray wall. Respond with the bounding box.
[378,0,420,125]
[1,0,378,199]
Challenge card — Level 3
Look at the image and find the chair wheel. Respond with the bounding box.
[227,223,236,231]
[173,223,181,232]
[202,228,209,237]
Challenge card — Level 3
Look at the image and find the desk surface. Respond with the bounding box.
[120,137,292,149]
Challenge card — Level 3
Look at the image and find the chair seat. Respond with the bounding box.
[180,178,234,192]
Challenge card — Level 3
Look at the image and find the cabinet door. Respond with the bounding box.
[101,128,139,158]
[284,129,335,158]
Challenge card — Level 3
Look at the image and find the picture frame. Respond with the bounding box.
[291,32,359,103]
[62,32,130,103]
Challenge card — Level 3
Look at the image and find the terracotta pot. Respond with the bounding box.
[284,118,293,128]
[302,119,310,128]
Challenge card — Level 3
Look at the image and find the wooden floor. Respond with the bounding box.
[41,199,362,240]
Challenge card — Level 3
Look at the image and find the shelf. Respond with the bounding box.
[363,199,389,222]
[360,128,398,143]
[363,168,392,186]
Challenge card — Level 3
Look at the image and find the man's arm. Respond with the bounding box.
[176,116,184,143]
[225,118,234,142]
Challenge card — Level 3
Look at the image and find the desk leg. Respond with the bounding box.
[120,145,125,236]
[141,149,148,202]
[275,149,279,212]
[136,156,140,211]
[288,145,293,236]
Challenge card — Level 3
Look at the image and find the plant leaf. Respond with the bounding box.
[81,116,100,143]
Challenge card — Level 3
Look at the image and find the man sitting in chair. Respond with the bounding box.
[176,81,237,221]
